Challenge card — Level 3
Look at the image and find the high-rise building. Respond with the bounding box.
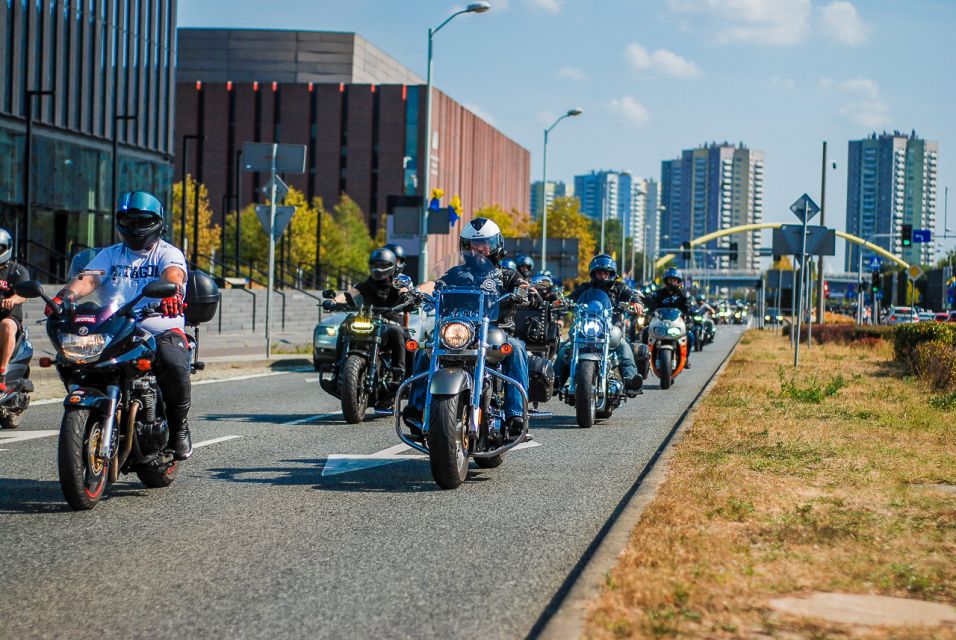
[530,180,572,219]
[844,131,938,271]
[643,178,662,264]
[660,142,764,270]
[574,170,620,225]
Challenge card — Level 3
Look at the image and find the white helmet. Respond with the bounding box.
[0,228,11,265]
[459,217,504,264]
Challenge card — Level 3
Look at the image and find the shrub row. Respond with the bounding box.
[893,323,956,392]
[782,323,893,345]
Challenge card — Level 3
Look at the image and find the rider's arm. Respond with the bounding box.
[162,265,186,288]
[334,287,362,305]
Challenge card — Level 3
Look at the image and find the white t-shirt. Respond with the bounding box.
[82,240,188,335]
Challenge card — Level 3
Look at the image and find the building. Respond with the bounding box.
[0,0,177,280]
[642,178,661,266]
[530,180,571,219]
[844,131,938,271]
[175,28,530,279]
[660,142,764,270]
[574,170,619,226]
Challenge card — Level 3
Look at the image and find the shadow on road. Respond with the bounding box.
[0,479,72,514]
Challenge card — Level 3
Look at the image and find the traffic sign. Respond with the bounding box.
[259,175,289,203]
[876,290,884,300]
[771,224,835,256]
[907,264,924,280]
[847,283,856,297]
[866,256,883,271]
[912,229,932,243]
[242,142,307,173]
[789,193,820,223]
[255,205,296,240]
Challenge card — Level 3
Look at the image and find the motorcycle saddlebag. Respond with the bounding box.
[184,271,221,325]
[528,355,555,403]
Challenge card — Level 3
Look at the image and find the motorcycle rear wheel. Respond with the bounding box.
[428,393,469,489]
[58,408,109,511]
[575,360,597,429]
[341,355,369,424]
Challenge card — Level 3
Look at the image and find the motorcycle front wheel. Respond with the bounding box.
[341,354,369,424]
[58,408,109,511]
[428,393,469,489]
[574,360,597,429]
[659,351,673,390]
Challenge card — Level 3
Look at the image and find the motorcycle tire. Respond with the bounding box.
[136,461,178,488]
[427,393,469,489]
[659,353,673,390]
[474,454,504,469]
[575,360,597,429]
[58,408,109,511]
[341,355,369,424]
[1,413,21,429]
[695,334,703,352]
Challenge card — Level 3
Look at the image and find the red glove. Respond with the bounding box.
[160,291,186,318]
[45,291,74,317]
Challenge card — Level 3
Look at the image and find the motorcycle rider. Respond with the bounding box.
[384,243,407,275]
[500,257,518,271]
[404,217,533,438]
[46,192,194,459]
[553,254,644,391]
[331,247,410,379]
[515,254,534,280]
[695,294,717,317]
[646,266,694,368]
[0,228,29,392]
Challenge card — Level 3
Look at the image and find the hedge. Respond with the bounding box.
[782,323,894,345]
[892,322,956,361]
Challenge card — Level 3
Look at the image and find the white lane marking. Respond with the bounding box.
[0,430,59,445]
[511,440,542,452]
[192,435,243,449]
[282,411,342,426]
[32,398,62,406]
[322,440,543,476]
[304,377,321,383]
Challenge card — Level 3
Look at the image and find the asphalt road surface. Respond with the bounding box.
[1,325,745,639]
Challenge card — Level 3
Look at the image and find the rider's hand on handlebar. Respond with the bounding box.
[45,291,75,317]
[160,288,186,318]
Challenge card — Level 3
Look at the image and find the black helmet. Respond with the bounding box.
[384,243,406,273]
[0,227,11,266]
[116,191,166,251]
[369,248,398,282]
[663,267,683,290]
[589,254,617,288]
[500,258,517,271]
[516,254,534,277]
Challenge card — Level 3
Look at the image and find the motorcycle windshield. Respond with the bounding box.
[575,288,613,313]
[437,289,498,322]
[656,308,682,322]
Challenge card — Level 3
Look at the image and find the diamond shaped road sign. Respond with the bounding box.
[255,205,296,240]
[790,193,820,223]
[907,264,923,280]
[259,175,289,203]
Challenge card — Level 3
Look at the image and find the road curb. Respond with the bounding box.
[530,329,748,640]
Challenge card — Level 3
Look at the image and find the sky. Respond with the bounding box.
[178,0,956,269]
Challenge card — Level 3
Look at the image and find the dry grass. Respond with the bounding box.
[585,330,956,639]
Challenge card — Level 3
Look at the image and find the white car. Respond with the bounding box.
[884,306,919,325]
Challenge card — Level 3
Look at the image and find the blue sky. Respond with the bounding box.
[179,0,956,267]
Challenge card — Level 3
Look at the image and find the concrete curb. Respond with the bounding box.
[530,330,748,640]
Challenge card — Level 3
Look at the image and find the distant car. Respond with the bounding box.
[916,309,937,322]
[945,310,956,323]
[933,312,950,322]
[764,307,781,325]
[884,306,919,326]
[312,307,436,371]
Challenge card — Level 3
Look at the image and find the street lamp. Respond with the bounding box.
[418,1,491,283]
[540,107,583,272]
[111,112,138,242]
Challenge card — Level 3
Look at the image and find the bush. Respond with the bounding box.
[893,323,956,363]
[913,340,956,392]
[782,323,893,345]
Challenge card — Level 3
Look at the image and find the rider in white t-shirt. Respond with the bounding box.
[47,192,195,460]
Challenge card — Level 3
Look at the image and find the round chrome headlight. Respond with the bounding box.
[440,321,473,349]
[60,333,107,363]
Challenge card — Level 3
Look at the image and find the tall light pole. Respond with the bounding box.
[419,1,491,283]
[540,108,583,271]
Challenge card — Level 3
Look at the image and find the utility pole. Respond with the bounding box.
[817,141,827,325]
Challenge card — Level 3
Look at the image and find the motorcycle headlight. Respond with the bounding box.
[440,321,473,349]
[318,325,337,336]
[667,327,682,337]
[734,312,741,318]
[653,326,669,337]
[59,333,107,363]
[764,315,770,321]
[693,315,703,322]
[637,316,646,327]
[349,317,374,333]
[581,319,603,338]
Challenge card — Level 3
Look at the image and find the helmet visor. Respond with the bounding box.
[117,210,162,234]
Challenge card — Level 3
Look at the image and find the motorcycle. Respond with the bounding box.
[559,289,632,429]
[647,308,689,390]
[394,276,530,490]
[0,294,34,429]
[514,275,562,409]
[318,288,416,423]
[15,270,220,511]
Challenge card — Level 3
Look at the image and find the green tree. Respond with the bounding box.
[170,175,221,270]
[321,194,376,275]
[474,203,531,238]
[530,196,596,283]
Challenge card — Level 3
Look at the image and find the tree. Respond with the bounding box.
[530,196,596,283]
[473,203,531,238]
[321,194,376,275]
[170,175,221,270]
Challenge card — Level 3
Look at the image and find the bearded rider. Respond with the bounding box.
[48,192,194,459]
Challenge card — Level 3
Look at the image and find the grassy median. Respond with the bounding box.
[586,329,956,639]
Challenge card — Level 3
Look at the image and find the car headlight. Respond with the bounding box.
[60,333,107,363]
[667,327,682,337]
[440,321,473,349]
[581,319,603,338]
[349,317,374,333]
[316,325,337,337]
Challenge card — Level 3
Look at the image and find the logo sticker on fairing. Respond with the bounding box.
[480,279,497,293]
[75,315,96,323]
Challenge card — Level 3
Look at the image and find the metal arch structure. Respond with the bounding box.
[653,223,910,271]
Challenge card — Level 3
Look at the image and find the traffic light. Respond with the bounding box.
[755,279,763,290]
[729,242,739,262]
[901,224,912,247]
[681,241,691,261]
[871,271,880,293]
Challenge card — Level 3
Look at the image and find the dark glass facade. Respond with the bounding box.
[0,0,176,280]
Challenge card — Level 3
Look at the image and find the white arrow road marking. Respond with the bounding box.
[322,439,543,476]
[0,430,59,445]
[304,377,321,383]
[282,411,342,426]
[192,435,243,449]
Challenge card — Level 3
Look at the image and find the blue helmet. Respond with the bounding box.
[500,258,518,271]
[663,267,683,289]
[117,191,166,250]
[516,254,534,276]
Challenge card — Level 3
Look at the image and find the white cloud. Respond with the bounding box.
[556,67,588,81]
[463,103,496,126]
[817,1,869,45]
[666,0,812,46]
[624,43,702,78]
[609,96,650,126]
[769,76,795,89]
[820,77,890,128]
[528,0,562,13]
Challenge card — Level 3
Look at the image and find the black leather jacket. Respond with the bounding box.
[646,287,693,316]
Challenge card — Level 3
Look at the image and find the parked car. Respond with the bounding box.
[883,306,919,326]
[933,312,950,322]
[915,308,937,322]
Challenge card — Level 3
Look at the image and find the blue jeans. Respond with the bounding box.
[408,336,529,420]
[554,339,637,385]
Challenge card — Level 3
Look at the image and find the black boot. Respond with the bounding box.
[506,416,530,442]
[401,406,423,440]
[167,419,193,461]
[625,374,643,396]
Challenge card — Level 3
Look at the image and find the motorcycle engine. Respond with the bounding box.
[137,419,169,456]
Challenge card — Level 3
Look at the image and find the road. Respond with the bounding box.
[0,325,745,639]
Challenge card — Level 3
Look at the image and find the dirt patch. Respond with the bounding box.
[769,592,956,627]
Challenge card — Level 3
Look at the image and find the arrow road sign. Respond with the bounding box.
[790,193,820,223]
[912,229,932,243]
[866,256,883,271]
[255,205,296,240]
[259,175,289,203]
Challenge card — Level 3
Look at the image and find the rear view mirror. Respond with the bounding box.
[322,289,336,299]
[14,280,44,299]
[392,274,413,290]
[142,281,177,299]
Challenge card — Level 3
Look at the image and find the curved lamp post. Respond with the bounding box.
[540,108,582,272]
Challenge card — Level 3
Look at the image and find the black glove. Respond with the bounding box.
[321,299,337,311]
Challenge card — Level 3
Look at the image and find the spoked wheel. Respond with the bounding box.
[58,408,109,511]
[341,355,369,424]
[428,393,469,489]
[575,360,597,428]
